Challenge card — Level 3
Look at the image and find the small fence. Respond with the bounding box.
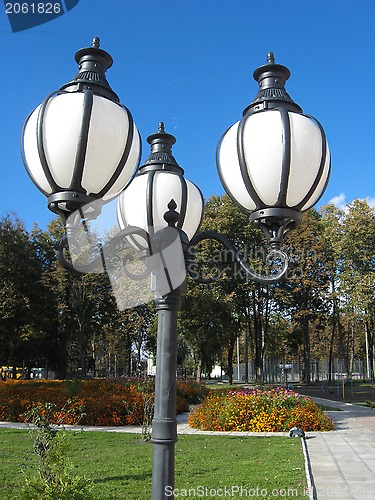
[230,358,374,386]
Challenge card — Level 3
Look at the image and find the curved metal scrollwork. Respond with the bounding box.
[54,225,152,278]
[186,230,289,285]
[55,219,289,287]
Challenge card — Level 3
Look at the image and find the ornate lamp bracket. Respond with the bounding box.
[186,230,289,285]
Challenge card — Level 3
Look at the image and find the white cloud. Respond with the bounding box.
[328,193,346,210]
[365,197,375,209]
[328,193,375,211]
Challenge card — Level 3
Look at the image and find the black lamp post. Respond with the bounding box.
[117,123,204,497]
[21,39,330,500]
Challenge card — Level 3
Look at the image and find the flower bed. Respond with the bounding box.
[0,378,206,427]
[188,387,334,432]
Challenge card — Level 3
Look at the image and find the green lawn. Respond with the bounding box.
[0,429,307,499]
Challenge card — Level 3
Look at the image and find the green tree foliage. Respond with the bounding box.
[180,195,273,383]
[341,200,375,374]
[181,197,375,384]
[320,204,347,379]
[275,210,333,382]
[43,220,154,378]
[0,214,155,378]
[179,283,238,381]
[38,220,115,378]
[0,197,374,383]
[0,214,57,375]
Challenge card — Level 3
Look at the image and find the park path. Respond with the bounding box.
[306,397,375,500]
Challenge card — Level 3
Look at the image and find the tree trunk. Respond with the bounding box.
[227,339,235,385]
[78,327,86,377]
[244,327,249,383]
[91,340,96,378]
[365,319,374,377]
[126,331,132,376]
[302,318,311,384]
[337,322,349,374]
[328,326,334,383]
[328,280,338,383]
[196,357,202,382]
[252,290,263,385]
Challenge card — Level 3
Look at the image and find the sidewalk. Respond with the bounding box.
[0,411,286,437]
[306,397,375,500]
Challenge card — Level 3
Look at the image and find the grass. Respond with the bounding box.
[0,429,307,499]
[316,404,343,412]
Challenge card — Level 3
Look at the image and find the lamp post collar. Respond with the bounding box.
[243,52,302,115]
[59,37,120,102]
[139,122,184,174]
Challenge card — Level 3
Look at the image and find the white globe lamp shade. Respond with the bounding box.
[217,53,331,244]
[117,123,204,252]
[21,38,141,220]
[218,110,330,212]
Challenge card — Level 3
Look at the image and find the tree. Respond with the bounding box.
[320,204,345,380]
[0,214,56,375]
[341,200,375,376]
[181,195,282,383]
[179,284,234,380]
[39,219,123,378]
[275,210,332,383]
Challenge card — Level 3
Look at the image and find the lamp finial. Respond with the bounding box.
[60,37,118,102]
[243,53,301,115]
[267,52,275,64]
[140,123,182,172]
[164,199,180,227]
[92,37,100,48]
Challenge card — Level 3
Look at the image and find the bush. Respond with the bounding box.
[188,387,334,432]
[176,380,208,404]
[20,401,94,499]
[0,378,205,427]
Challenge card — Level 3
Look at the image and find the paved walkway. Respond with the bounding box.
[2,398,375,499]
[305,398,375,500]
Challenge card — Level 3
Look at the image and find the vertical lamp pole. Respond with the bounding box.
[117,123,204,499]
[151,287,182,498]
[22,40,331,500]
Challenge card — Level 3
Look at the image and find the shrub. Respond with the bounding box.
[20,401,94,499]
[176,380,208,404]
[0,378,204,427]
[188,387,334,432]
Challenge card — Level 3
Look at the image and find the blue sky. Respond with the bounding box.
[1,0,374,231]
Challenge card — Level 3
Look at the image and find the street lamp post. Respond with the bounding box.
[21,39,330,500]
[117,123,204,498]
[280,363,293,388]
